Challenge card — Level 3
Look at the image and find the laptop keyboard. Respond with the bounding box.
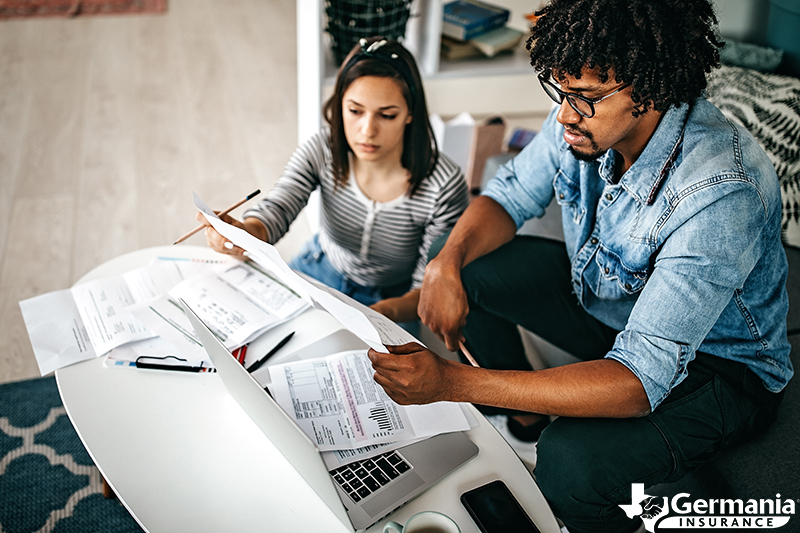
[331,451,412,503]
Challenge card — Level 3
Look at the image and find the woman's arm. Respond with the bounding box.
[370,289,420,323]
[197,130,331,256]
[243,130,331,245]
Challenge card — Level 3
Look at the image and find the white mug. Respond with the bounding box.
[383,511,461,533]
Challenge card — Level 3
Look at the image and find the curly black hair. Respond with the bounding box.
[527,0,723,117]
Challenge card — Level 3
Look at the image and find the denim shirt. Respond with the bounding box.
[483,99,792,410]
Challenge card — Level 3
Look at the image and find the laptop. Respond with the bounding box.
[180,299,479,531]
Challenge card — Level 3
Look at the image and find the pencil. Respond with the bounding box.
[459,341,480,368]
[173,189,261,245]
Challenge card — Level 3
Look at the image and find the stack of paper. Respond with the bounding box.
[20,256,310,374]
[130,261,309,364]
[20,259,212,375]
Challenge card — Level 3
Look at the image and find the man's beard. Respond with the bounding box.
[569,146,607,162]
[566,127,605,162]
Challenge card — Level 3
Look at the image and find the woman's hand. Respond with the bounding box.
[370,289,421,323]
[195,212,268,258]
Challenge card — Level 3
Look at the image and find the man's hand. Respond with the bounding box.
[417,258,468,351]
[417,197,518,351]
[368,343,459,405]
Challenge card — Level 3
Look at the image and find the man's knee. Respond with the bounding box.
[535,417,668,513]
[536,419,610,506]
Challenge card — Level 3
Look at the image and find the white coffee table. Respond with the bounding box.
[55,245,561,533]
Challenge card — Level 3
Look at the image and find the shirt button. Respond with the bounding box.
[605,193,613,201]
[559,193,565,200]
[604,267,610,275]
[625,283,632,291]
[591,238,598,245]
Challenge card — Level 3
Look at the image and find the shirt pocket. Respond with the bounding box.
[590,245,648,300]
[553,170,585,224]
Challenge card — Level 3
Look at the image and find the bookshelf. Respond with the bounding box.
[296,0,550,143]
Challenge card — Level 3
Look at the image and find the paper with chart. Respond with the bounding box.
[320,403,480,468]
[267,350,470,452]
[20,259,218,375]
[193,192,419,351]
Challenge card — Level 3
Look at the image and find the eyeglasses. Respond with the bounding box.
[538,74,629,118]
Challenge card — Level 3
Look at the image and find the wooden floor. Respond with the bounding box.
[0,0,310,384]
[0,1,547,385]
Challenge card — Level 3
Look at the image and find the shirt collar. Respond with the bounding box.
[614,102,692,204]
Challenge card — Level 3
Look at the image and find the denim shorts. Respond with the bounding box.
[289,235,419,335]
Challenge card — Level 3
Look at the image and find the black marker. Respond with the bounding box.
[247,331,295,373]
[135,362,216,373]
[134,355,216,373]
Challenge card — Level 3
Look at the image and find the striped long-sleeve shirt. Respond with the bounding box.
[243,129,468,289]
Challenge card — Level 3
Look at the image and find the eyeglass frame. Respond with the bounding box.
[538,73,629,118]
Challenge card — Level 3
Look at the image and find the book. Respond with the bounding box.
[441,35,483,61]
[469,26,525,58]
[442,0,510,42]
[507,127,537,152]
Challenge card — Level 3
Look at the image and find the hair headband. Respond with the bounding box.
[339,39,416,105]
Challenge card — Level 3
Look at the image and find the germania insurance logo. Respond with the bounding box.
[619,484,796,531]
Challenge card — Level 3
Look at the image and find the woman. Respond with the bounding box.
[199,37,468,326]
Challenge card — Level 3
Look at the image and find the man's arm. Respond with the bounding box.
[418,196,518,350]
[368,344,651,418]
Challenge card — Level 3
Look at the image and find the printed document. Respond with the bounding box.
[194,193,418,351]
[128,261,309,360]
[267,350,470,451]
[20,259,213,375]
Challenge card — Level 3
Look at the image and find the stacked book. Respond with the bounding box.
[441,0,525,60]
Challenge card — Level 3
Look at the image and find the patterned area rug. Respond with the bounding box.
[0,377,143,533]
[0,0,166,19]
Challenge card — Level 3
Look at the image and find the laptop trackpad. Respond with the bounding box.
[362,472,425,517]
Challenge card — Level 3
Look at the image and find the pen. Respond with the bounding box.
[135,362,217,373]
[247,331,295,373]
[173,189,261,245]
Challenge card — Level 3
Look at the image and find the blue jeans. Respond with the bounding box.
[289,235,420,336]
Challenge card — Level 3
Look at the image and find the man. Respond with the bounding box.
[367,0,793,531]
